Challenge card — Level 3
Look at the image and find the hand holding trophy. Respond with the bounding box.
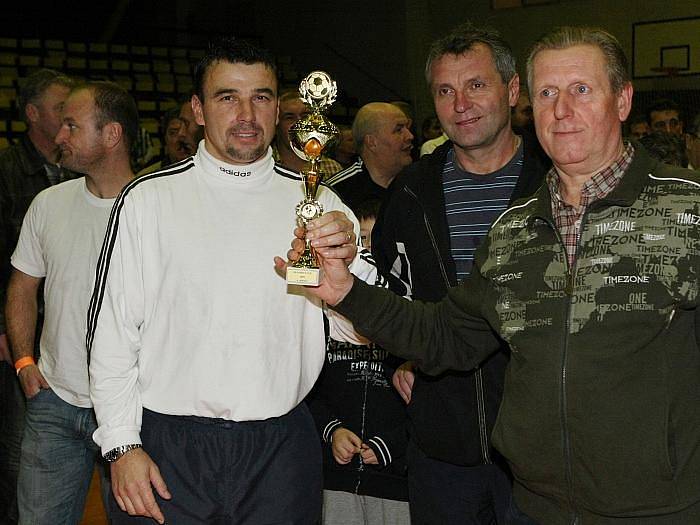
[286,71,340,286]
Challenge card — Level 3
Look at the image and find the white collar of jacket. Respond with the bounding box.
[197,140,275,186]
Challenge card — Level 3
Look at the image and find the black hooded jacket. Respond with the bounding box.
[371,135,549,465]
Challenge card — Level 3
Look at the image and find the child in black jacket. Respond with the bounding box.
[307,200,410,524]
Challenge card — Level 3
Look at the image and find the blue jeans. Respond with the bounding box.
[17,387,104,525]
[0,361,25,525]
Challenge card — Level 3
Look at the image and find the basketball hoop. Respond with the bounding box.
[650,66,684,78]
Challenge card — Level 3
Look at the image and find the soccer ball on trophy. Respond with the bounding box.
[307,73,330,97]
[299,71,337,108]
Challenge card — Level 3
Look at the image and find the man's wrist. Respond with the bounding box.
[328,275,355,307]
[103,443,143,463]
[14,356,35,376]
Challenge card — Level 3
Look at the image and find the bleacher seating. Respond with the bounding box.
[0,37,209,145]
[0,36,358,150]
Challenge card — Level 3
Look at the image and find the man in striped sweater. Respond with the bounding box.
[369,22,548,524]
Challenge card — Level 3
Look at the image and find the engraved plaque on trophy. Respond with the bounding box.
[286,71,340,286]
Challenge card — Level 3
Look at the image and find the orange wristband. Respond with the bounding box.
[14,356,35,376]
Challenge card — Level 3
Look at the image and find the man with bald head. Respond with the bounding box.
[327,102,413,212]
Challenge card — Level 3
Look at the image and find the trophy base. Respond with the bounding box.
[286,266,322,286]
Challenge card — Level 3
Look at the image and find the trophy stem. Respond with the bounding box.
[303,168,321,201]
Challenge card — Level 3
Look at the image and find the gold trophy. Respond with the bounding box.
[286,71,340,286]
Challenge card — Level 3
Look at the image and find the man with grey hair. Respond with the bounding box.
[287,25,700,523]
[0,68,74,525]
[351,22,547,524]
[327,102,413,213]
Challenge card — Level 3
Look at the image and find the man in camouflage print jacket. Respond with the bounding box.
[294,26,700,524]
[331,141,700,525]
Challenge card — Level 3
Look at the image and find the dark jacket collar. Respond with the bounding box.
[394,141,456,281]
[393,134,550,285]
[399,134,548,205]
[17,134,49,176]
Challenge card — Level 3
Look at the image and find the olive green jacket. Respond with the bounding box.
[335,148,700,523]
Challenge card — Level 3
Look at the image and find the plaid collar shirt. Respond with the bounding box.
[546,142,634,267]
